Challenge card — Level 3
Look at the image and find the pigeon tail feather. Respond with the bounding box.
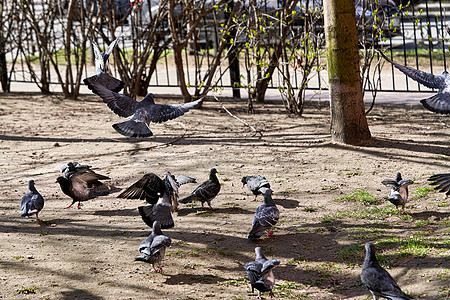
[113,120,153,138]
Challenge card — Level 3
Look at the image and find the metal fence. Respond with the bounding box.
[5,0,450,95]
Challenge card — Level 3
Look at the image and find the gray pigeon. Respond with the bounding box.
[60,161,93,180]
[83,75,201,138]
[178,168,220,210]
[248,189,279,241]
[21,180,45,221]
[56,171,111,209]
[244,247,280,299]
[379,51,450,114]
[361,242,414,300]
[135,220,172,273]
[381,172,414,213]
[138,172,179,229]
[118,172,196,210]
[428,173,450,198]
[83,34,125,93]
[241,175,271,201]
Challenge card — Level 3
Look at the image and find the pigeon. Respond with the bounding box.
[361,242,414,300]
[118,172,196,211]
[56,171,111,209]
[428,173,450,198]
[138,172,179,229]
[135,220,172,273]
[20,180,45,221]
[381,172,414,213]
[178,168,220,210]
[83,34,125,93]
[83,75,202,138]
[60,161,94,180]
[241,175,271,201]
[379,51,450,114]
[248,189,279,241]
[244,247,280,299]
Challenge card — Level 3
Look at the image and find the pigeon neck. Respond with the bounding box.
[153,224,163,235]
[210,172,218,183]
[364,247,380,268]
[263,193,274,205]
[255,249,266,260]
[28,181,36,192]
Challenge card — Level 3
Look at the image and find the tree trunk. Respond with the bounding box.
[324,0,372,145]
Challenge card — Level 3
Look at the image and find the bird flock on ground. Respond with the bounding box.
[18,34,450,299]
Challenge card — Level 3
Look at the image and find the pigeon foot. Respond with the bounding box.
[266,230,274,237]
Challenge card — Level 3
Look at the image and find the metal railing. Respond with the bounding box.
[3,0,450,95]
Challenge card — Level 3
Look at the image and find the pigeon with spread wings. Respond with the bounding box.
[379,51,450,114]
[84,75,201,138]
[56,171,111,209]
[83,34,125,93]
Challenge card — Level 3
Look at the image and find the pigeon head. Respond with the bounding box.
[210,168,217,174]
[241,176,248,187]
[254,247,266,260]
[28,179,35,187]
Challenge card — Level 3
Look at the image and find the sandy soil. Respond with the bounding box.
[0,92,449,300]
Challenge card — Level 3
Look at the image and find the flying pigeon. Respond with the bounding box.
[60,161,94,180]
[241,175,271,201]
[20,180,45,221]
[83,75,201,138]
[428,173,450,198]
[244,247,280,299]
[248,189,279,241]
[135,220,172,273]
[379,51,450,114]
[178,168,220,210]
[118,172,196,211]
[381,172,414,213]
[56,171,111,209]
[361,242,414,300]
[138,172,179,229]
[83,34,125,93]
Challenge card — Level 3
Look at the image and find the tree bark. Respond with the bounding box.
[324,0,372,145]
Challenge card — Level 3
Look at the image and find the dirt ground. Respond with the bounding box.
[0,92,449,300]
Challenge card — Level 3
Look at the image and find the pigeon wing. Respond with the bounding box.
[380,51,446,89]
[428,173,450,195]
[420,93,450,114]
[173,174,197,187]
[381,179,399,188]
[84,76,139,117]
[245,261,262,285]
[145,99,201,123]
[117,173,164,204]
[150,235,172,255]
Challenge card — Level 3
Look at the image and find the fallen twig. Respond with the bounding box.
[213,95,263,138]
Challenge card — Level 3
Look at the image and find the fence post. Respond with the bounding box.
[226,1,240,98]
[0,50,8,92]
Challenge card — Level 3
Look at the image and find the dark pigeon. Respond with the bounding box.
[428,173,450,198]
[248,189,279,241]
[83,76,201,138]
[178,168,220,210]
[135,220,172,273]
[361,242,414,300]
[138,172,179,229]
[118,172,196,211]
[379,51,450,114]
[60,161,93,180]
[241,175,271,201]
[56,171,111,209]
[381,172,414,213]
[21,180,45,221]
[83,34,125,93]
[244,247,280,299]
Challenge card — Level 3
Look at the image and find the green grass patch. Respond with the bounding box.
[338,244,365,262]
[16,285,37,294]
[219,277,248,287]
[334,189,379,205]
[411,185,434,199]
[273,280,306,298]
